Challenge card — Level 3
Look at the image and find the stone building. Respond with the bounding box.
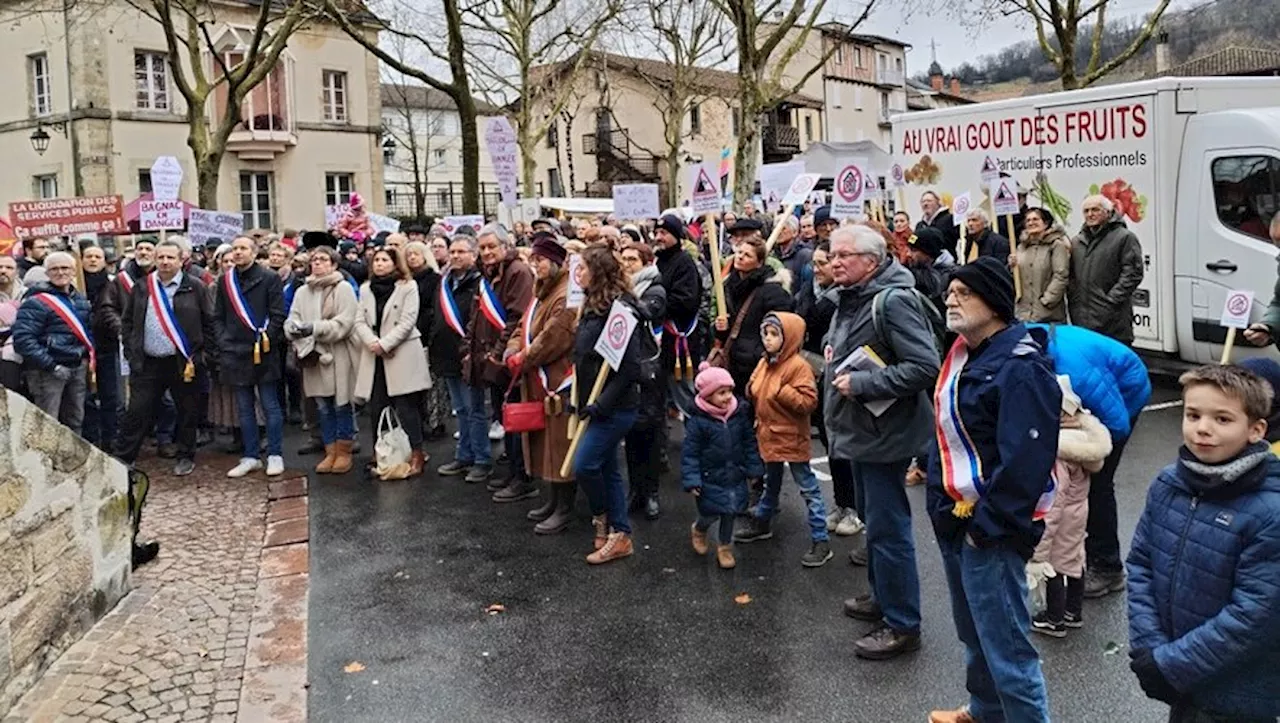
[1,1,385,232]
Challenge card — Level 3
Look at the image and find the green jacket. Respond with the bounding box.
[1262,256,1280,337]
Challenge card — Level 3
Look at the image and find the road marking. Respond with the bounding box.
[811,456,831,481]
[1143,400,1182,412]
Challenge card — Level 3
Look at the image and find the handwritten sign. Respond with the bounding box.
[367,212,401,234]
[139,199,185,231]
[612,184,659,221]
[150,156,183,202]
[485,117,518,207]
[188,209,244,246]
[594,298,638,371]
[325,204,350,229]
[1220,290,1255,329]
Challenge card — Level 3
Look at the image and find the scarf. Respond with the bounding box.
[1178,441,1273,498]
[631,264,661,299]
[83,269,109,306]
[695,393,738,423]
[306,270,344,291]
[369,274,398,335]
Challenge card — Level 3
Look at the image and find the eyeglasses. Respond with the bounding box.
[46,265,74,273]
[945,287,975,301]
[830,250,874,261]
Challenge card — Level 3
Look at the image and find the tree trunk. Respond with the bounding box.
[195,151,222,212]
[519,131,539,199]
[443,0,479,214]
[562,111,577,197]
[1058,27,1081,90]
[734,108,761,209]
[664,150,681,209]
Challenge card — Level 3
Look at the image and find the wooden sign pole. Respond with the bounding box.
[560,364,611,478]
[1005,215,1021,299]
[705,214,727,318]
[1220,327,1237,365]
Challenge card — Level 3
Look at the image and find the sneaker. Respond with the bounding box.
[488,421,505,441]
[834,509,865,536]
[453,430,461,440]
[227,458,262,478]
[173,458,195,477]
[733,518,773,543]
[1062,611,1084,629]
[928,707,976,723]
[586,531,634,564]
[1031,612,1067,638]
[464,464,493,484]
[266,455,285,477]
[437,460,472,476]
[825,508,843,531]
[854,623,922,661]
[801,540,833,567]
[1083,568,1127,599]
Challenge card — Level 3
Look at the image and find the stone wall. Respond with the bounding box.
[0,389,133,717]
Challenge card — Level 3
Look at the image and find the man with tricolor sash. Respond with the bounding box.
[925,257,1060,723]
[12,251,95,433]
[115,241,216,477]
[213,236,287,478]
[434,236,485,479]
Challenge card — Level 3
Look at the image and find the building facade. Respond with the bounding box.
[2,1,384,234]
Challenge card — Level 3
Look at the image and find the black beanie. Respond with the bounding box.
[656,214,686,241]
[951,256,1016,323]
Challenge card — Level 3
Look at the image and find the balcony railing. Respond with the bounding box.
[582,129,660,180]
[762,124,801,156]
[876,69,905,87]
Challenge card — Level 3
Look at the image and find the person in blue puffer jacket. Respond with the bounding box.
[13,251,95,433]
[1030,322,1152,599]
[1127,364,1280,722]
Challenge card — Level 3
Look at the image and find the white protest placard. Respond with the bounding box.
[759,161,804,213]
[325,204,350,229]
[687,162,722,216]
[889,163,906,189]
[594,298,638,371]
[1220,290,1256,329]
[951,192,973,221]
[139,199,185,231]
[831,160,867,220]
[485,117,519,207]
[367,212,401,234]
[441,215,485,236]
[980,155,1000,184]
[188,209,244,246]
[991,178,1020,216]
[150,156,184,202]
[566,254,584,309]
[781,173,822,207]
[612,184,659,221]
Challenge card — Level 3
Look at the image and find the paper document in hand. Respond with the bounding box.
[835,345,894,417]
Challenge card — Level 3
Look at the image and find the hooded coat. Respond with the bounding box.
[1032,410,1112,578]
[681,398,764,516]
[1015,225,1072,323]
[1068,211,1144,344]
[748,312,817,462]
[505,271,577,482]
[715,265,793,393]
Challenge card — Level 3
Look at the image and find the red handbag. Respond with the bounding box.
[501,377,546,434]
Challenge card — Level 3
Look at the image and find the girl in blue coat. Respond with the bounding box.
[682,363,764,569]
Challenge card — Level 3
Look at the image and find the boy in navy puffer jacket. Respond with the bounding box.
[1126,364,1280,722]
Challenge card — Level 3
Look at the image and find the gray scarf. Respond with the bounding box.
[631,264,661,298]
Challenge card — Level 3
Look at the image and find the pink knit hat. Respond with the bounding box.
[694,362,734,400]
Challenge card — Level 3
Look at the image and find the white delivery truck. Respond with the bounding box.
[893,77,1280,366]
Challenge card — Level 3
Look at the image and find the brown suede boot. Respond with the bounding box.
[586,531,633,564]
[330,440,354,475]
[409,450,426,477]
[716,545,736,569]
[315,444,337,474]
[928,708,975,723]
[591,515,608,551]
[691,523,709,555]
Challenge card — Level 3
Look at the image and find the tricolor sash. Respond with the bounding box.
[934,337,1056,520]
[663,317,697,380]
[32,292,96,381]
[117,270,136,294]
[522,299,573,396]
[148,273,196,382]
[223,269,270,364]
[478,277,506,332]
[438,280,466,337]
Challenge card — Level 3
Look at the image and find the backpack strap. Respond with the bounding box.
[871,287,943,362]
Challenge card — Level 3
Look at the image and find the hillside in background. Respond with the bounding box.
[927,0,1280,96]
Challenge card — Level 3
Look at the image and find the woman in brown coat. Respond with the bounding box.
[1011,206,1072,323]
[501,235,578,533]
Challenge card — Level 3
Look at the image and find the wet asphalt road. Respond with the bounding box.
[304,383,1185,723]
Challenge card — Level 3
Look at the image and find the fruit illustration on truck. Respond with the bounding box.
[1090,178,1146,223]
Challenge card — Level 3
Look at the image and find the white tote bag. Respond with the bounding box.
[374,407,413,480]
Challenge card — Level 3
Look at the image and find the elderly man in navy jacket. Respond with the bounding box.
[926,257,1061,723]
[13,251,94,432]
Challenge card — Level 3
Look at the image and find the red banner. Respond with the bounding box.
[9,195,126,240]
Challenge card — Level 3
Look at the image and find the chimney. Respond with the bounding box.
[931,72,943,91]
[949,77,961,96]
[1155,30,1170,74]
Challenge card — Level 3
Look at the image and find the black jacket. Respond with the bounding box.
[969,228,1011,263]
[122,272,217,376]
[429,266,480,379]
[212,262,286,385]
[715,266,793,393]
[413,268,441,340]
[573,296,643,417]
[655,242,703,375]
[795,280,837,356]
[97,260,152,349]
[917,209,960,256]
[83,270,115,346]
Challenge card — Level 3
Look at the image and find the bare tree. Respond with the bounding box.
[123,0,315,208]
[971,0,1173,89]
[324,0,483,214]
[382,80,449,220]
[708,0,877,207]
[462,0,623,193]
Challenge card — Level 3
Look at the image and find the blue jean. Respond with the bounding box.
[756,461,830,542]
[853,459,921,634]
[445,376,491,465]
[939,536,1050,723]
[83,349,122,451]
[315,397,354,444]
[573,408,638,535]
[235,381,283,458]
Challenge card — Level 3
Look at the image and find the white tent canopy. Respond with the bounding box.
[537,197,614,215]
[794,141,895,177]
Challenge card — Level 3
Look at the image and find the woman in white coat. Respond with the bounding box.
[285,246,359,474]
[354,246,430,477]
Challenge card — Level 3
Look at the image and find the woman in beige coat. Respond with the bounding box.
[354,247,430,476]
[285,246,359,474]
[1011,206,1072,322]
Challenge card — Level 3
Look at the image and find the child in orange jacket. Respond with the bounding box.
[734,311,833,568]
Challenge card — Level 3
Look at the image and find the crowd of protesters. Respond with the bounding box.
[2,187,1279,723]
